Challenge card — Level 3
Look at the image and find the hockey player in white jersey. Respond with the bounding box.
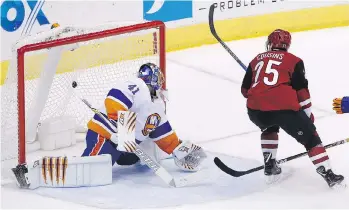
[11,63,206,189]
[82,63,207,171]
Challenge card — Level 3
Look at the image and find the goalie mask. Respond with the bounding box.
[138,63,164,94]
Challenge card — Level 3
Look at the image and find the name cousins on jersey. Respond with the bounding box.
[257,52,284,61]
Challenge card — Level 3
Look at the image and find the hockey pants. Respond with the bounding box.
[82,129,139,166]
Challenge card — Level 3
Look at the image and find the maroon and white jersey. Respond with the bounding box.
[241,50,312,114]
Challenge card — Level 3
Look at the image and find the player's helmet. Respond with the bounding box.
[138,63,164,91]
[266,29,291,51]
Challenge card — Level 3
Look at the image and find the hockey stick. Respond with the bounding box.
[214,138,349,177]
[208,4,247,71]
[71,81,205,187]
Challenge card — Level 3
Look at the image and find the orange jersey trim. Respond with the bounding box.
[155,132,180,154]
[105,98,128,120]
[87,120,112,139]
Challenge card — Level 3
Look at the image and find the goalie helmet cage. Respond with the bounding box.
[1,21,166,168]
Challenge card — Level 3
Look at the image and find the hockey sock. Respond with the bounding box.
[308,144,331,170]
[261,132,278,159]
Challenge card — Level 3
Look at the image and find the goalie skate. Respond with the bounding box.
[12,164,30,188]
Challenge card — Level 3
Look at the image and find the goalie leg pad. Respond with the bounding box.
[82,129,122,165]
[15,155,112,189]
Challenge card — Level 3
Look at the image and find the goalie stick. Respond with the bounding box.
[214,138,349,177]
[71,81,206,188]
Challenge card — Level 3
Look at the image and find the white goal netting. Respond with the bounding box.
[1,21,165,180]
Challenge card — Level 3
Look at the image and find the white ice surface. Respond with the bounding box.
[1,26,349,209]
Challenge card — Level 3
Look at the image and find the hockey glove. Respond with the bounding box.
[297,89,314,122]
[333,97,349,114]
[302,104,315,122]
[172,141,207,172]
[309,113,315,123]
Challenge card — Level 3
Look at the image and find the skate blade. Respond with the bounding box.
[264,168,293,185]
[331,181,347,190]
[265,174,281,184]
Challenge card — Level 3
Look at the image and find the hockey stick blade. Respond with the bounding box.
[215,138,349,177]
[208,4,247,71]
[214,157,263,177]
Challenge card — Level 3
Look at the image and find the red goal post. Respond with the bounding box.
[5,21,165,167]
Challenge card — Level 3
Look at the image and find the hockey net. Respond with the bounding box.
[1,21,166,181]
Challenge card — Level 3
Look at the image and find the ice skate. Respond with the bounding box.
[263,152,282,184]
[316,166,345,188]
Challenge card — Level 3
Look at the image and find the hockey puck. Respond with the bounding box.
[72,81,77,88]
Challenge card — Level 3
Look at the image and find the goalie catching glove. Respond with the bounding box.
[172,141,207,172]
[114,111,207,172]
[333,97,349,114]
